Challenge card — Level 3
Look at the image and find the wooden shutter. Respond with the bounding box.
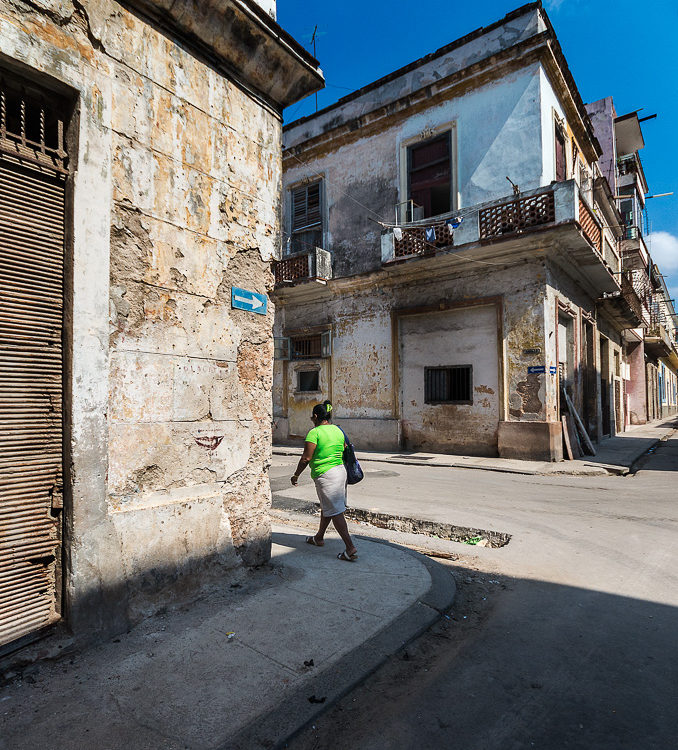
[555,125,566,182]
[292,182,321,232]
[0,78,67,650]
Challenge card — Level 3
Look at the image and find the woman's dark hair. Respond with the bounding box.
[312,400,333,422]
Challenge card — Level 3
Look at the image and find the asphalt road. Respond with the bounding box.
[270,428,678,749]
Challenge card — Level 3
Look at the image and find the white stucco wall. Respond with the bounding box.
[253,0,276,18]
[284,6,546,148]
[539,67,568,185]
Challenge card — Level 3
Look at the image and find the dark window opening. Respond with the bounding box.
[408,133,451,219]
[424,366,472,404]
[0,75,70,171]
[555,125,566,182]
[291,334,322,359]
[298,370,319,392]
[291,181,322,254]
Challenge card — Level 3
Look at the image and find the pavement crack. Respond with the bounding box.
[227,638,300,676]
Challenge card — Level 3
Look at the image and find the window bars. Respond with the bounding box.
[0,79,68,174]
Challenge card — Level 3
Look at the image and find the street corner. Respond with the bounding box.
[228,526,456,749]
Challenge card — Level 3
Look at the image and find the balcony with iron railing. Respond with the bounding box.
[620,224,650,275]
[645,321,674,358]
[381,180,619,291]
[274,246,332,287]
[617,153,641,177]
[645,293,678,359]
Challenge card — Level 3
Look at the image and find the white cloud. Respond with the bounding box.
[544,0,573,11]
[647,231,678,272]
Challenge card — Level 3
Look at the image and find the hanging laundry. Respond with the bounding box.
[446,216,464,230]
[393,227,403,241]
[425,226,436,242]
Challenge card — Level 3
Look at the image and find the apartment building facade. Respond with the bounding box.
[272,2,676,462]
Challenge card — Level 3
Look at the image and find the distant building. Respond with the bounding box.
[587,98,678,424]
[272,2,677,461]
[0,0,322,654]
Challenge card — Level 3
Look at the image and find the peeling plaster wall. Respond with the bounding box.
[0,0,279,636]
[275,260,548,454]
[283,7,546,148]
[284,64,548,279]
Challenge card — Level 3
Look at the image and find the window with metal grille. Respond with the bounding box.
[297,370,319,392]
[407,133,451,219]
[291,334,322,359]
[290,180,322,254]
[424,366,472,404]
[275,332,331,360]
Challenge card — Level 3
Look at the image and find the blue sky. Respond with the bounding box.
[279,0,678,301]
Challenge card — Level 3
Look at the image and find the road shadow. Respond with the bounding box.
[282,560,678,750]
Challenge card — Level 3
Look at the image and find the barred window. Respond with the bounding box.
[424,366,472,404]
[287,331,331,360]
[291,334,322,359]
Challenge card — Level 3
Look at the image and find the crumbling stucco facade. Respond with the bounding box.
[0,0,322,652]
[272,2,668,462]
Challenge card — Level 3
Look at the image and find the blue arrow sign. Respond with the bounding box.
[231,287,268,315]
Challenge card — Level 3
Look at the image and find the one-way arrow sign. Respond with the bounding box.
[231,286,268,315]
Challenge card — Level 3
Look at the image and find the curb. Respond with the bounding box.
[224,538,456,750]
[273,435,673,477]
[271,494,511,548]
[273,447,610,477]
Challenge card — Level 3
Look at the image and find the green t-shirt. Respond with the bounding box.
[305,424,345,479]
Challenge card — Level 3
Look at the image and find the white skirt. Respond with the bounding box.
[313,463,348,517]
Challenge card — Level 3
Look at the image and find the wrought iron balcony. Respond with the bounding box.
[645,322,674,358]
[274,247,332,287]
[617,153,641,177]
[620,273,646,327]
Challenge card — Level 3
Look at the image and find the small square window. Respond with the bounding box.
[298,370,319,392]
[424,366,472,404]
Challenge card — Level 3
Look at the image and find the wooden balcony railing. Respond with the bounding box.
[274,247,332,287]
[478,191,555,240]
[620,273,645,327]
[274,253,309,285]
[577,198,602,253]
[394,222,453,257]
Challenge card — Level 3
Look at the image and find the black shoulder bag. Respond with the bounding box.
[337,426,364,485]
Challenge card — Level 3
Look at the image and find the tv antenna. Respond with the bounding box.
[311,25,319,112]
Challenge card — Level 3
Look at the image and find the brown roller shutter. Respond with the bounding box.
[0,77,68,650]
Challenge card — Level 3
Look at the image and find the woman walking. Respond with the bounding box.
[290,400,358,561]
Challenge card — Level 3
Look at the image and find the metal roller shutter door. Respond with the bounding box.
[0,157,65,648]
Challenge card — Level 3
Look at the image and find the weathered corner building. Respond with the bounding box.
[272,2,677,461]
[0,0,322,653]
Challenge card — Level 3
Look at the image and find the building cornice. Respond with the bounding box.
[123,0,324,112]
[283,33,599,165]
[283,3,599,163]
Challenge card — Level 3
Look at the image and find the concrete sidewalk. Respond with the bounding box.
[0,526,455,750]
[274,417,678,476]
